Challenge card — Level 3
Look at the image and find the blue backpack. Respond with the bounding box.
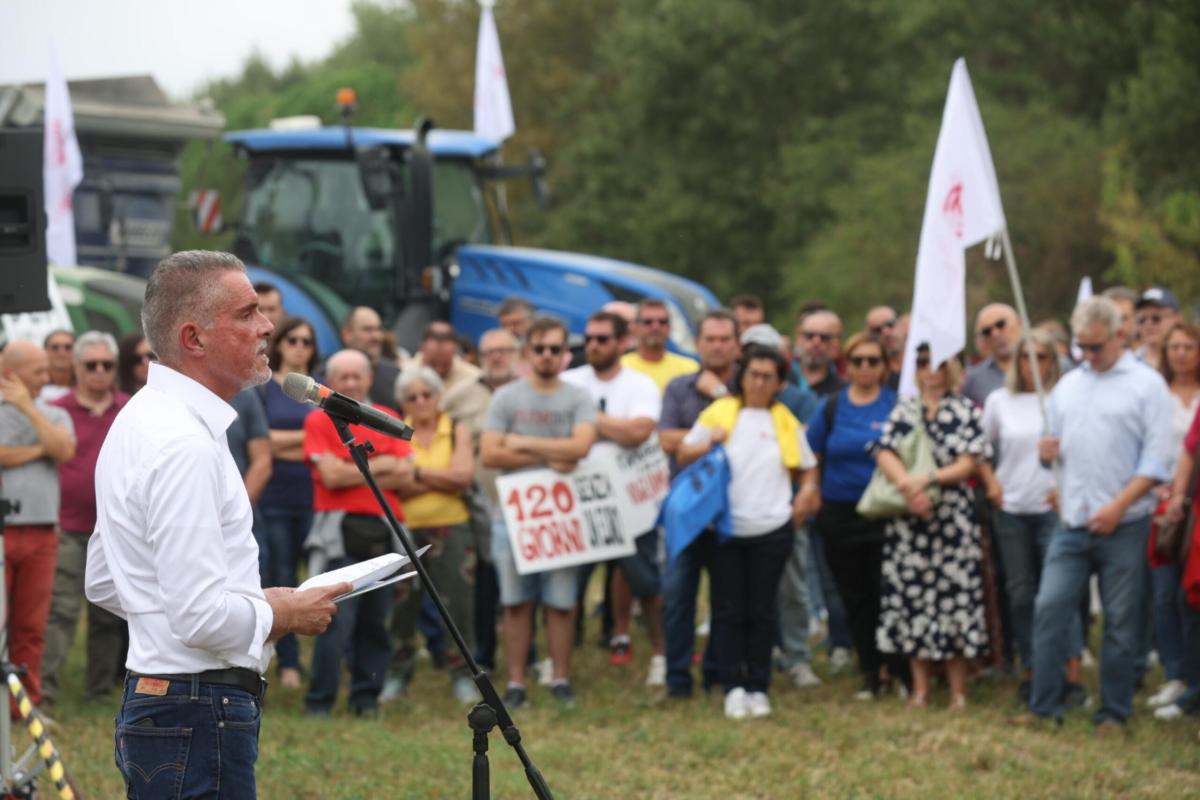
[659,445,733,561]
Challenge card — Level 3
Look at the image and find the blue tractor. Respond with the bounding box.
[223,117,717,356]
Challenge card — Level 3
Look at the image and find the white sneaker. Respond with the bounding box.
[829,647,852,672]
[789,662,823,689]
[746,691,772,718]
[536,657,554,687]
[1148,680,1187,708]
[1155,703,1184,721]
[645,654,667,687]
[724,687,748,720]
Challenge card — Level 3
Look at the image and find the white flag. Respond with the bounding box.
[43,43,84,268]
[1069,276,1093,361]
[899,59,1007,397]
[473,0,515,143]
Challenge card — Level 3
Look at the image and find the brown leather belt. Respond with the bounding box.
[129,668,267,700]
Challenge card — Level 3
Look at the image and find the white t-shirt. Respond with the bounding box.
[1170,391,1200,471]
[684,408,817,537]
[980,389,1055,514]
[562,365,661,459]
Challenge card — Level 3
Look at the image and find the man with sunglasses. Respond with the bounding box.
[963,304,1023,407]
[564,311,666,685]
[0,339,76,711]
[794,310,844,398]
[40,329,76,403]
[1134,286,1181,371]
[43,332,129,706]
[482,316,597,709]
[621,298,699,394]
[1019,296,1174,733]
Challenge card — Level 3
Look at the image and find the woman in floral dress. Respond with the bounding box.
[874,347,991,710]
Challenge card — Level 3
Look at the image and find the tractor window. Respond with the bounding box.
[433,160,492,257]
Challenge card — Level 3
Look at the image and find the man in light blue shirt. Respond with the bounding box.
[1022,296,1173,730]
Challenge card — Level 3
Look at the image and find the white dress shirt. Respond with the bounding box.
[85,362,274,674]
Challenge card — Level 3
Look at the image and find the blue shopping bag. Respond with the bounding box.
[659,445,733,561]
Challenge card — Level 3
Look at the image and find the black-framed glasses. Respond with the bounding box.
[481,346,517,358]
[869,320,897,335]
[915,356,932,369]
[638,317,670,327]
[802,331,835,342]
[848,355,882,367]
[531,344,564,356]
[584,334,612,345]
[1137,313,1164,326]
[978,318,1008,337]
[84,360,116,372]
[285,335,313,347]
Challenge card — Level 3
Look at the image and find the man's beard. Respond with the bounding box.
[800,353,828,370]
[588,352,619,373]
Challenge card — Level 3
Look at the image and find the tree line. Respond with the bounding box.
[175,0,1200,330]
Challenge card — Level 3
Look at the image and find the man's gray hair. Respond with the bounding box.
[73,330,119,361]
[141,250,245,362]
[1070,296,1123,336]
[395,365,444,403]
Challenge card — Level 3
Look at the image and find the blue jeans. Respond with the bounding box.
[662,529,718,696]
[115,674,260,798]
[808,528,852,650]
[776,524,813,668]
[305,557,393,713]
[711,524,795,694]
[1170,593,1200,713]
[1152,562,1185,681]
[991,509,1081,670]
[259,506,313,671]
[1030,517,1150,724]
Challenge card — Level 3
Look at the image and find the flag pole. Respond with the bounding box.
[998,226,1051,430]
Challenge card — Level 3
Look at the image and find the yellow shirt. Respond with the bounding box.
[403,413,470,528]
[621,351,699,394]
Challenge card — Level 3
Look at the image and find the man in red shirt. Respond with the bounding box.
[43,331,130,705]
[303,348,413,716]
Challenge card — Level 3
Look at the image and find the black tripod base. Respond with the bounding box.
[469,703,498,800]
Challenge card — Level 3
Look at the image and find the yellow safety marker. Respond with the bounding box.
[6,672,77,800]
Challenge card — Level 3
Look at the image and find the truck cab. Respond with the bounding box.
[225,122,717,355]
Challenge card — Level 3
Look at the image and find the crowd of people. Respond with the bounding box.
[5,266,1200,738]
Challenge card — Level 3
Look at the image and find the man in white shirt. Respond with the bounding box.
[563,310,667,686]
[86,250,348,798]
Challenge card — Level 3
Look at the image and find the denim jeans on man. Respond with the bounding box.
[1030,517,1150,723]
[662,529,718,696]
[115,674,261,798]
[991,509,1080,670]
[305,557,393,713]
[776,524,813,668]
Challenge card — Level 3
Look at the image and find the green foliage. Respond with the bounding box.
[175,0,1200,324]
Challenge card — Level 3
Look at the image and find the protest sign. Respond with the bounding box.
[496,439,669,575]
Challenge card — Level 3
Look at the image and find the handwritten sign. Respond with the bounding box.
[496,440,670,575]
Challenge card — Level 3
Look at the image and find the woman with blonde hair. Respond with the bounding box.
[979,330,1079,703]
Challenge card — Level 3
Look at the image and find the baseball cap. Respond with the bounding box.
[740,323,784,350]
[1136,286,1180,312]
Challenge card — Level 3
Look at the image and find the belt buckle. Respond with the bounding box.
[257,675,269,702]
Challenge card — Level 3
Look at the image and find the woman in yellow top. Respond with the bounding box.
[380,365,479,706]
[678,345,819,720]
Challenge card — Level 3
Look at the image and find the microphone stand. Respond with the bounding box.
[328,415,554,800]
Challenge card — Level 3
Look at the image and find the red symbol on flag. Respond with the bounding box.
[942,181,964,239]
[190,190,223,234]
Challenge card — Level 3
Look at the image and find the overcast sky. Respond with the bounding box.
[0,0,357,99]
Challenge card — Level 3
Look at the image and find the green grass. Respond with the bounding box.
[30,608,1200,799]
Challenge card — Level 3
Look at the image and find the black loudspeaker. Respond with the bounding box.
[0,128,50,314]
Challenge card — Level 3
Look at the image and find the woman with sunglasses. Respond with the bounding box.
[382,366,479,705]
[802,332,909,699]
[116,333,155,395]
[678,345,819,720]
[255,316,321,688]
[979,330,1074,703]
[1147,322,1200,713]
[875,346,990,710]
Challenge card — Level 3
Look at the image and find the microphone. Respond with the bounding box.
[282,373,413,441]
